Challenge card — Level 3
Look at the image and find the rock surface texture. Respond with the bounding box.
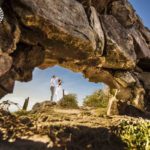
[0,0,150,114]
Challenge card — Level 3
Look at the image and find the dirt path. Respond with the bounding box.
[0,107,148,150]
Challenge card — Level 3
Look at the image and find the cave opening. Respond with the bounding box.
[1,66,107,112]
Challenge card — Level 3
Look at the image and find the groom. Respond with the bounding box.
[50,75,58,101]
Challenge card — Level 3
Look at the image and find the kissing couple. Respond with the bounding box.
[50,75,63,102]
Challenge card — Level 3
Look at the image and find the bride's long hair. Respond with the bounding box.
[58,79,62,86]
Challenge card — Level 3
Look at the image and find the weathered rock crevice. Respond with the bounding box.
[0,0,150,115]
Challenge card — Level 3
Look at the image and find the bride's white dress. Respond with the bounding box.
[55,85,63,102]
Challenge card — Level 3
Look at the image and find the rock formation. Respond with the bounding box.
[0,0,150,114]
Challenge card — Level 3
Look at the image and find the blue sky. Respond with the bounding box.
[130,0,150,27]
[1,0,150,111]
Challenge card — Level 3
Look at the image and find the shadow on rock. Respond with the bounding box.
[121,104,150,119]
[0,125,126,150]
[51,126,127,150]
[0,139,51,150]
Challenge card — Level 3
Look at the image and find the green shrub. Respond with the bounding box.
[113,119,150,150]
[14,110,31,117]
[58,94,78,109]
[83,90,109,108]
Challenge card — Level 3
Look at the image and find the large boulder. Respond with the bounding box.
[110,0,138,27]
[101,15,136,69]
[12,0,98,53]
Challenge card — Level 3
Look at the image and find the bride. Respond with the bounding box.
[55,79,63,102]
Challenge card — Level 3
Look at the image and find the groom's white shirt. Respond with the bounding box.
[50,77,58,87]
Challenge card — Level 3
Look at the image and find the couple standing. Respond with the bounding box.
[50,75,63,102]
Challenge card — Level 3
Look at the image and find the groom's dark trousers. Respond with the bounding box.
[50,86,55,101]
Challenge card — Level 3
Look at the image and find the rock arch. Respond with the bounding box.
[0,0,150,114]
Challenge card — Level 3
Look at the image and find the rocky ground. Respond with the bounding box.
[0,101,149,150]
